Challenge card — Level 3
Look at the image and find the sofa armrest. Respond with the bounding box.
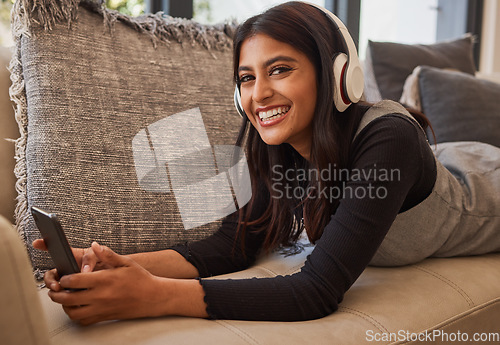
[0,215,50,345]
[0,45,18,224]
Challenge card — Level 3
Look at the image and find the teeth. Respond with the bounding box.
[259,106,290,120]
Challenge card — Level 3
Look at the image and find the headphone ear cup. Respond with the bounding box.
[345,60,364,105]
[234,85,247,118]
[332,53,350,112]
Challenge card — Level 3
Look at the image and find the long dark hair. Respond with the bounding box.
[233,1,431,252]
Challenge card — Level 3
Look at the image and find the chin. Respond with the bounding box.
[260,136,285,146]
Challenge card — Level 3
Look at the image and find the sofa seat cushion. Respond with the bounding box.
[38,243,500,344]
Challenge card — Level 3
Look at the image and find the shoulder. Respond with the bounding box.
[349,102,430,172]
[352,113,426,155]
[355,100,425,139]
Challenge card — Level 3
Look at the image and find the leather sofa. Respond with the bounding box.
[2,216,500,344]
[1,0,499,344]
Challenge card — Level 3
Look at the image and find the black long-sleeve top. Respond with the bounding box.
[171,114,437,321]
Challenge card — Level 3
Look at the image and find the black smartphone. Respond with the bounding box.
[31,206,80,277]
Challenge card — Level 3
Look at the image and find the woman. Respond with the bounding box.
[34,1,500,324]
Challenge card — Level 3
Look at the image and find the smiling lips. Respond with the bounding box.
[257,106,290,123]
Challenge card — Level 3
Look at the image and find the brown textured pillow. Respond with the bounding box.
[11,0,242,277]
[368,35,476,101]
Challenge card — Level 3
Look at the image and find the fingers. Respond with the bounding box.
[62,304,113,326]
[47,243,129,292]
[80,246,99,273]
[58,272,96,291]
[43,269,62,292]
[57,266,122,291]
[32,239,47,251]
[78,242,123,272]
[33,239,88,272]
[63,305,98,326]
[32,239,121,274]
[91,242,132,268]
[71,247,86,268]
[48,254,157,325]
[49,288,90,309]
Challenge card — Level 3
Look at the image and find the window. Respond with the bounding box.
[0,0,13,46]
[169,0,483,67]
[358,0,439,59]
[106,0,145,16]
[358,0,483,67]
[193,0,325,24]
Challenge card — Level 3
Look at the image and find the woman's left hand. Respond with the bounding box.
[48,242,172,325]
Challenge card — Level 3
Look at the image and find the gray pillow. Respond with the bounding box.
[418,66,500,147]
[368,35,476,101]
[11,0,242,277]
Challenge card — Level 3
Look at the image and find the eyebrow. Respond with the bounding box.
[238,55,299,73]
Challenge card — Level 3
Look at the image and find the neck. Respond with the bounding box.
[291,142,311,161]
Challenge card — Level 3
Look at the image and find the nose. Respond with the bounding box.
[252,76,273,103]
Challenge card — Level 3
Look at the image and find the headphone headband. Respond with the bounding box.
[308,2,364,111]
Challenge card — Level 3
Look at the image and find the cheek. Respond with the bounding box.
[248,116,258,129]
[240,89,257,125]
[303,85,318,115]
[240,90,252,115]
[296,91,316,118]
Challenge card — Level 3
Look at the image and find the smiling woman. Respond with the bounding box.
[36,1,500,324]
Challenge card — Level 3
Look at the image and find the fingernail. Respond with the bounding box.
[50,282,59,290]
[92,241,102,252]
[82,264,91,273]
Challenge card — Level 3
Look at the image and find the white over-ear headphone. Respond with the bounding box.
[234,2,364,117]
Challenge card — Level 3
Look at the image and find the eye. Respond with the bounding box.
[238,73,255,84]
[270,65,293,76]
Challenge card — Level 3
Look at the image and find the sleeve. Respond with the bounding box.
[195,115,437,321]
[169,182,269,277]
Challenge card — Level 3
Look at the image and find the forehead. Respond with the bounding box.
[238,33,310,67]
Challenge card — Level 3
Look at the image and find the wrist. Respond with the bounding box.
[152,277,208,318]
[127,250,200,279]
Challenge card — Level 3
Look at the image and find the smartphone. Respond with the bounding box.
[31,206,80,277]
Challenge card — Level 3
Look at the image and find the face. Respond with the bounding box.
[238,34,318,159]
